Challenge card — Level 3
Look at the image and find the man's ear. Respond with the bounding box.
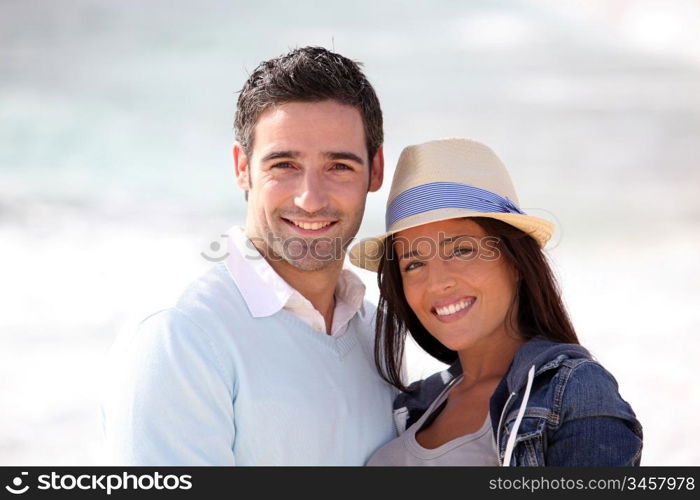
[368,146,384,192]
[233,143,251,192]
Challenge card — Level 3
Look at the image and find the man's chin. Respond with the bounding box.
[282,256,339,272]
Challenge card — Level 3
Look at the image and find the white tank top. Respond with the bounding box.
[366,375,499,466]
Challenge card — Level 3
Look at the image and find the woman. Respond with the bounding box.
[349,138,642,466]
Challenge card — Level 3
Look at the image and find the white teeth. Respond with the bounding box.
[291,220,333,230]
[435,299,474,316]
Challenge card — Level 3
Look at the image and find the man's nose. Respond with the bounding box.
[294,171,329,213]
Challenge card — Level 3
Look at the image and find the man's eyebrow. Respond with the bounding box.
[260,150,300,163]
[323,151,365,165]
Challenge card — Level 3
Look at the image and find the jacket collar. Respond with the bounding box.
[488,336,592,441]
[505,336,591,393]
[447,336,591,393]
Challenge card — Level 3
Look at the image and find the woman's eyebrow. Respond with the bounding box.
[398,248,422,261]
[439,234,476,246]
[396,234,479,260]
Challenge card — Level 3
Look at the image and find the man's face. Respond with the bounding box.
[234,100,383,271]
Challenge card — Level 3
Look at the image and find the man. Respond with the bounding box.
[101,47,396,465]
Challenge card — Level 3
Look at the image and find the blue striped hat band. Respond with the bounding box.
[385,181,525,231]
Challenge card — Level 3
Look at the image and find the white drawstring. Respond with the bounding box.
[502,365,535,467]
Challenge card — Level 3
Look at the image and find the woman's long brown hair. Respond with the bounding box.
[374,217,579,392]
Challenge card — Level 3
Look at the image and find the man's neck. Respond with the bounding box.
[274,257,343,325]
[247,231,343,334]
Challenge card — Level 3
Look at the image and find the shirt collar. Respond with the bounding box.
[224,226,294,317]
[223,226,366,319]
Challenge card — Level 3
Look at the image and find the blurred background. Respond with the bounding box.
[1,0,699,465]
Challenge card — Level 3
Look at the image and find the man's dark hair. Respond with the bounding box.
[234,46,383,164]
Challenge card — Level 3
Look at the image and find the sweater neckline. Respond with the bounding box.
[217,261,361,359]
[272,307,359,359]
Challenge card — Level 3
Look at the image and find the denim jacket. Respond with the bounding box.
[393,337,643,466]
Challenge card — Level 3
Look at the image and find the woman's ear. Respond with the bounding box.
[513,265,523,283]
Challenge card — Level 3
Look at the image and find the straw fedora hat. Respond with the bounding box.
[349,138,554,272]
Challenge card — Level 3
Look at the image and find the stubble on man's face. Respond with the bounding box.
[259,203,366,272]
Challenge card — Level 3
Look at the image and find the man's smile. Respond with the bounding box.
[281,217,339,234]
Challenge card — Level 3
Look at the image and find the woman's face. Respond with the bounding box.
[394,218,520,353]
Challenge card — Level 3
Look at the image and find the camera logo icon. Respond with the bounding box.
[5,472,29,494]
[201,234,230,262]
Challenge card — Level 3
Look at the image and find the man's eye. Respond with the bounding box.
[331,163,352,171]
[271,162,293,169]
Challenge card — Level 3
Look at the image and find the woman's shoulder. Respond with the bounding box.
[508,338,640,426]
[545,358,644,463]
[554,358,638,419]
[393,363,461,431]
[518,352,641,443]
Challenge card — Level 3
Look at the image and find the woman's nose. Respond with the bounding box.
[426,262,457,293]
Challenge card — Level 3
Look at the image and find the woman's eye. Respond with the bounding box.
[403,261,423,272]
[453,246,475,258]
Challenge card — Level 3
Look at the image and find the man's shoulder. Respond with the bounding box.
[112,264,248,357]
[351,298,378,341]
[162,262,251,327]
[357,298,377,321]
[112,307,216,361]
[174,262,241,309]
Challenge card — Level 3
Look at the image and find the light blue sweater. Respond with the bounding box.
[101,263,396,465]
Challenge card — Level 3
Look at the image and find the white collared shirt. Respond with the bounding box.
[224,226,366,336]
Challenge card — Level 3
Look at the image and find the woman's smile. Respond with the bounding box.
[431,296,476,323]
